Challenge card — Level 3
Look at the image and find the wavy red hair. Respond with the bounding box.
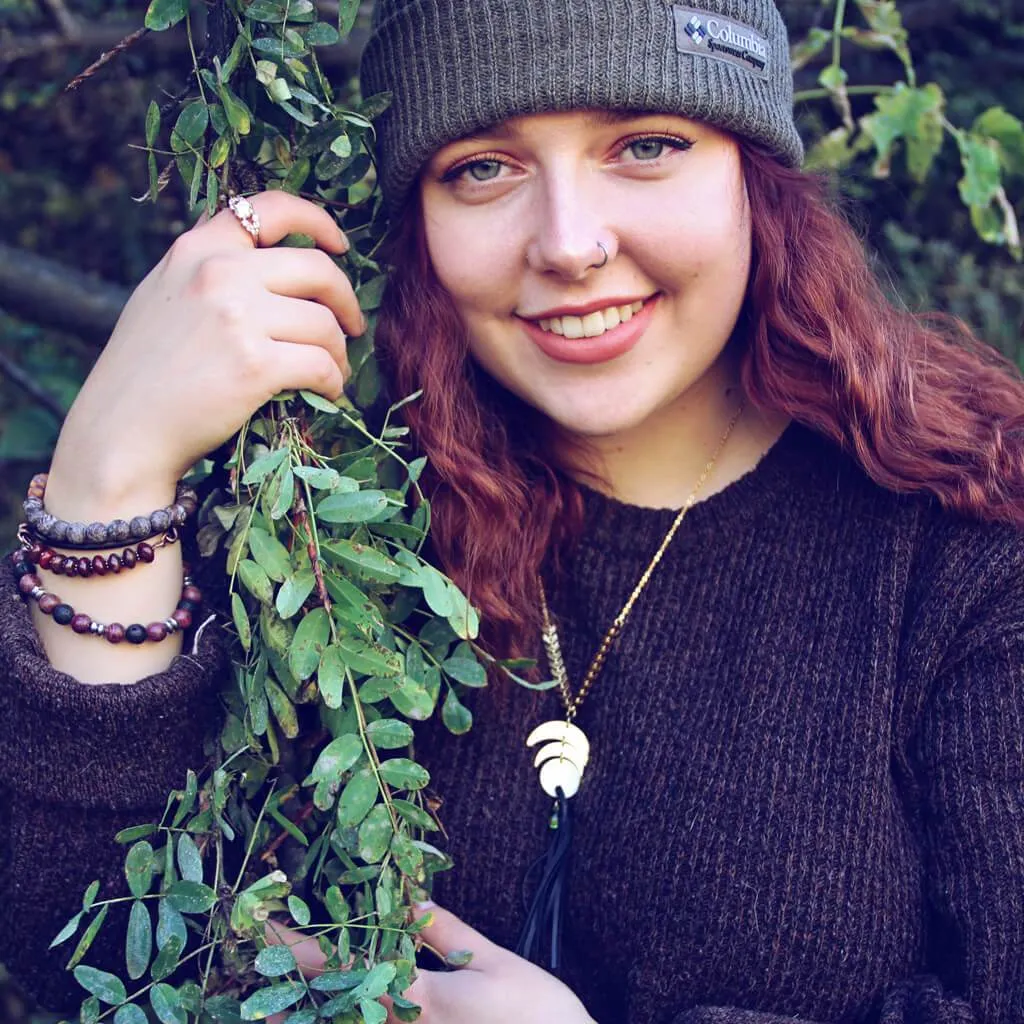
[374,142,1024,660]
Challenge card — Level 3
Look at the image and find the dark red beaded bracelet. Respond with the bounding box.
[16,526,177,579]
[13,552,201,644]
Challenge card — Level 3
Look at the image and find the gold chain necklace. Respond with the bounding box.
[525,401,746,802]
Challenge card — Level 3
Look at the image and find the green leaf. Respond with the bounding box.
[359,999,389,1024]
[51,910,83,948]
[321,539,403,583]
[325,884,349,923]
[377,758,430,791]
[276,569,316,618]
[240,981,305,1019]
[81,995,101,1024]
[336,636,403,678]
[145,101,161,147]
[248,526,292,581]
[145,0,189,31]
[288,894,311,927]
[292,465,341,489]
[305,732,364,810]
[305,21,340,45]
[338,0,359,36]
[220,86,252,136]
[392,798,438,832]
[126,900,153,980]
[166,880,217,914]
[239,559,274,604]
[289,606,330,680]
[389,676,437,721]
[125,841,155,899]
[366,718,414,749]
[336,768,379,827]
[73,966,127,1005]
[859,82,945,182]
[67,905,108,970]
[442,688,473,735]
[316,490,390,523]
[176,833,203,883]
[242,447,289,485]
[232,592,252,652]
[116,823,158,844]
[151,983,187,1024]
[170,101,208,151]
[255,943,297,976]
[420,566,454,616]
[156,899,188,950]
[114,1006,150,1024]
[442,656,486,687]
[299,389,341,414]
[390,831,424,875]
[958,133,1002,208]
[283,1011,317,1024]
[330,132,352,158]
[318,643,347,709]
[266,676,299,738]
[151,933,185,982]
[974,107,1024,176]
[356,962,397,1001]
[357,803,393,863]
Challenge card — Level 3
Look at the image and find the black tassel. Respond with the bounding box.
[516,788,574,971]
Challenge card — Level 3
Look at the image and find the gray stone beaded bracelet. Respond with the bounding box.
[23,472,198,551]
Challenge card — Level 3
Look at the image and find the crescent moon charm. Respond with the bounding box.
[526,720,590,799]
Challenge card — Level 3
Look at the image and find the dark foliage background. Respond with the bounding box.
[0,0,1021,1019]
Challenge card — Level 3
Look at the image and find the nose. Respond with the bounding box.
[524,168,616,280]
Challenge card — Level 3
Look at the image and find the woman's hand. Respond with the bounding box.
[47,190,362,515]
[266,903,596,1024]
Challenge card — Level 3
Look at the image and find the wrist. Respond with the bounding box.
[42,457,180,525]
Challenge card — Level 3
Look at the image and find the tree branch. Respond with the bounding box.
[0,348,67,423]
[0,243,129,346]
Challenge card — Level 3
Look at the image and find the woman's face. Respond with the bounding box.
[419,109,752,442]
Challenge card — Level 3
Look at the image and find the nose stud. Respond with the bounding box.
[589,241,609,270]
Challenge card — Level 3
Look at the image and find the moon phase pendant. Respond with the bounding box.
[525,720,591,799]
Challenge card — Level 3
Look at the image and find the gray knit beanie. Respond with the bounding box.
[359,0,803,215]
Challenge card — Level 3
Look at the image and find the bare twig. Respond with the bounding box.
[0,348,66,423]
[65,26,150,91]
[0,243,129,346]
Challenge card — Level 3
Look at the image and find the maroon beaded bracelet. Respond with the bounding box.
[17,525,178,579]
[12,551,201,644]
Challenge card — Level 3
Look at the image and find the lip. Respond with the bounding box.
[519,294,654,320]
[520,294,660,366]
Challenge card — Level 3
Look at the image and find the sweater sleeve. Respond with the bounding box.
[0,559,230,1013]
[669,524,1024,1024]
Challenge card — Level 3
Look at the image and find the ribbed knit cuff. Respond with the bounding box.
[0,559,227,809]
[360,0,804,214]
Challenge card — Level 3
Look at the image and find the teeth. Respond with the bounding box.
[536,299,648,340]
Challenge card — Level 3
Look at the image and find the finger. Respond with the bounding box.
[262,295,351,378]
[263,919,329,977]
[267,338,348,401]
[414,902,500,972]
[256,248,365,337]
[198,190,350,254]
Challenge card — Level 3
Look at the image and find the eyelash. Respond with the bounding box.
[439,133,696,185]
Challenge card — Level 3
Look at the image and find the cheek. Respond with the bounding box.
[424,208,521,317]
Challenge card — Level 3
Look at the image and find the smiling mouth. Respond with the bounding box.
[531,299,647,340]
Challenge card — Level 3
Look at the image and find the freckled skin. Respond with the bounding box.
[419,110,753,452]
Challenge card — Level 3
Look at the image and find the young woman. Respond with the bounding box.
[3,0,1024,1021]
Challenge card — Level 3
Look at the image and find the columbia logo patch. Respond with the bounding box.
[672,6,771,81]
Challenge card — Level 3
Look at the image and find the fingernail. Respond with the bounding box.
[338,229,350,253]
[414,900,437,911]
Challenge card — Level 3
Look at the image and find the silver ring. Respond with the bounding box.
[228,194,261,246]
[589,241,608,270]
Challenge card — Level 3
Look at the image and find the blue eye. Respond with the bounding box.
[467,160,502,181]
[629,138,668,161]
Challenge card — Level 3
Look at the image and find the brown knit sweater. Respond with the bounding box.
[2,423,1023,1023]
